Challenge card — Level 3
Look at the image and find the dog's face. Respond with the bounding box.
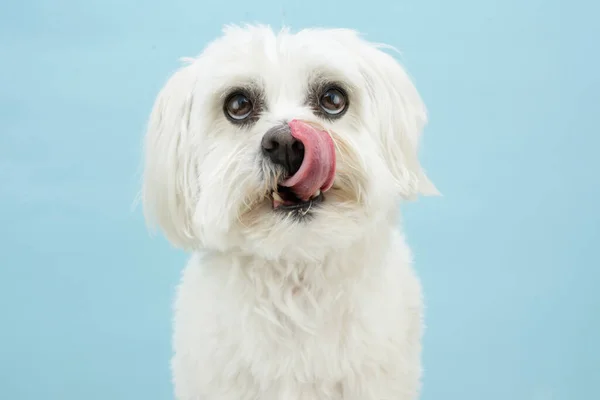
[142,25,437,261]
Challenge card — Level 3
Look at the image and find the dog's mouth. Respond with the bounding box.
[271,185,325,213]
[266,119,334,216]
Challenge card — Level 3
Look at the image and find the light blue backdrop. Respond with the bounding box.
[1,1,598,399]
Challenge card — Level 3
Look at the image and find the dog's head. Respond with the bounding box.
[142,25,437,261]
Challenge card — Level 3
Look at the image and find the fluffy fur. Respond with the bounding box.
[142,24,438,400]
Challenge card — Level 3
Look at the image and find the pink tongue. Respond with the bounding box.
[281,120,336,201]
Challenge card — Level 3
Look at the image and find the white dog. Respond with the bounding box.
[142,24,438,400]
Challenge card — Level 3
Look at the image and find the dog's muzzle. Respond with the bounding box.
[260,120,336,212]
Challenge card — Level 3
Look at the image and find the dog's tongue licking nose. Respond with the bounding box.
[281,120,336,201]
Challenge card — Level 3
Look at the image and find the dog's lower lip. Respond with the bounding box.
[275,192,324,211]
[272,185,325,212]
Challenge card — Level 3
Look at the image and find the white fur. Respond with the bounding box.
[142,24,438,400]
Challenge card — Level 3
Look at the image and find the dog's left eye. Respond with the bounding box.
[319,87,348,116]
[225,93,253,122]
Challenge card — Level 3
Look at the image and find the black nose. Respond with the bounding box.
[261,124,305,175]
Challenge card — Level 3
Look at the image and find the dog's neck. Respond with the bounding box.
[192,217,400,334]
[203,213,398,288]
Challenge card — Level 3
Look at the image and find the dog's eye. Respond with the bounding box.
[319,87,347,116]
[225,93,253,121]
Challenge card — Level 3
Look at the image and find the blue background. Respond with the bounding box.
[1,1,598,399]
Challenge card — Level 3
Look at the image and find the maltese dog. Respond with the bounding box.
[142,24,438,400]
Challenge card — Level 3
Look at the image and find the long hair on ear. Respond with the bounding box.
[142,62,200,249]
[337,30,439,199]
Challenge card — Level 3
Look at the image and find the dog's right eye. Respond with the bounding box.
[224,93,253,122]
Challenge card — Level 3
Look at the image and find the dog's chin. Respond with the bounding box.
[233,184,375,262]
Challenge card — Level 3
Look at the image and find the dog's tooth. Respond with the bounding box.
[311,190,321,199]
[272,191,283,202]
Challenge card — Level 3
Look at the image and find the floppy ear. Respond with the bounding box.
[142,63,200,249]
[359,40,439,199]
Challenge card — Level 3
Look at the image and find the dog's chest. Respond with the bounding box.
[172,254,420,400]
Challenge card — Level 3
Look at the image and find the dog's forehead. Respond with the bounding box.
[199,27,363,90]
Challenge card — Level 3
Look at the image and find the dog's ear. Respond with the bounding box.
[357,38,439,199]
[142,63,200,249]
